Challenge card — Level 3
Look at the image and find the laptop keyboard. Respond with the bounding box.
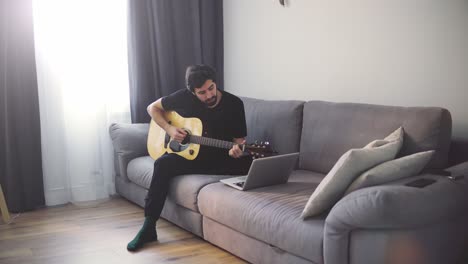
[235,182,245,187]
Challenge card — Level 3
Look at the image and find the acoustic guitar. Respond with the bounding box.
[147,111,275,160]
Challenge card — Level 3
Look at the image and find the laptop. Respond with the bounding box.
[220,152,299,191]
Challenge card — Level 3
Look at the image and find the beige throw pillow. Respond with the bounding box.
[344,150,434,195]
[365,126,404,148]
[301,127,404,219]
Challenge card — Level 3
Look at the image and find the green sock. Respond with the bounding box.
[127,216,158,251]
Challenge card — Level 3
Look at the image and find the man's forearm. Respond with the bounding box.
[147,104,171,132]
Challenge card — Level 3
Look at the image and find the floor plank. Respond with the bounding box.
[0,197,247,264]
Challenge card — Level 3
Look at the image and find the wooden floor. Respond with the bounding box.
[0,197,246,264]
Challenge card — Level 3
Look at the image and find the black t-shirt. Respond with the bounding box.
[161,89,247,161]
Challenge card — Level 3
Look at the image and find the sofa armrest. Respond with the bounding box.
[109,123,150,181]
[446,160,468,178]
[323,174,468,264]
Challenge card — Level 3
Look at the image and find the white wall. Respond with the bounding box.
[223,0,468,139]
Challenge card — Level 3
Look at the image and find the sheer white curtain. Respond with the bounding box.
[33,0,131,205]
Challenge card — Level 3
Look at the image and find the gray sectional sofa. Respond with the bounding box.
[110,97,468,264]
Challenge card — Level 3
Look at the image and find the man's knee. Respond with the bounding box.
[153,153,186,176]
[154,154,177,168]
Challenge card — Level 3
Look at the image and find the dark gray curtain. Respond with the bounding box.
[127,0,224,123]
[0,0,45,212]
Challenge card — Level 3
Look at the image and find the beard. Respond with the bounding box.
[204,93,217,107]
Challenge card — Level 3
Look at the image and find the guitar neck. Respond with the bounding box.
[189,135,243,150]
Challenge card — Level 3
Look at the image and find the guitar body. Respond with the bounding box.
[147,111,203,160]
[148,111,275,161]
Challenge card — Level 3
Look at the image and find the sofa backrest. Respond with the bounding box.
[241,97,305,155]
[299,101,452,173]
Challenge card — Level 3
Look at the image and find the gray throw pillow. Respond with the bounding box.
[344,150,434,195]
[301,127,404,219]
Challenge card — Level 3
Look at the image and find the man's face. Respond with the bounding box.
[193,79,218,108]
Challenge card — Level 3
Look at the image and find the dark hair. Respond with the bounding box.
[185,64,216,92]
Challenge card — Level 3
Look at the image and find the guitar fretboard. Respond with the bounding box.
[189,135,241,150]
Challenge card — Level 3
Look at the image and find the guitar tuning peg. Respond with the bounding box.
[265,141,270,145]
[260,141,264,145]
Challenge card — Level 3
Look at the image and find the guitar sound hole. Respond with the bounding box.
[181,134,190,145]
[169,129,191,152]
[180,128,191,145]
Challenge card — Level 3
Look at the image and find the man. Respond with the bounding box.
[127,64,252,251]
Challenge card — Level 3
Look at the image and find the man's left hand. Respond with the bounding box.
[229,139,245,158]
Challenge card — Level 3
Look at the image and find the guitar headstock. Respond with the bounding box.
[245,141,277,159]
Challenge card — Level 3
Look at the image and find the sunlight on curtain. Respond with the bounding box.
[33,0,131,205]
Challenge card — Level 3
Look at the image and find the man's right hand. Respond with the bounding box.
[166,125,187,143]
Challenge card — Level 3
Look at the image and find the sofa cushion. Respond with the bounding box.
[241,97,304,155]
[345,150,434,195]
[299,101,451,173]
[301,128,404,218]
[127,156,232,212]
[198,170,326,263]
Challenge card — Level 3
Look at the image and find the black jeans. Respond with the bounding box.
[144,153,252,218]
